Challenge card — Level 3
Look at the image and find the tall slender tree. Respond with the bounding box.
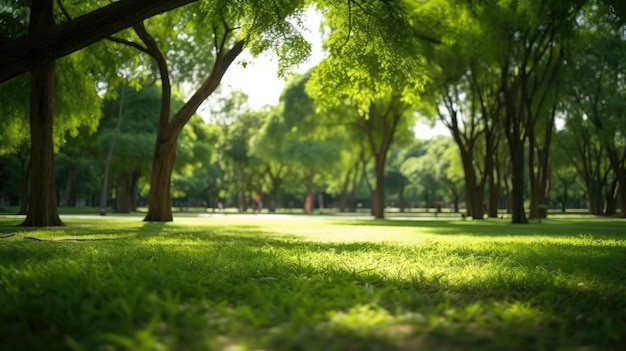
[308,1,423,218]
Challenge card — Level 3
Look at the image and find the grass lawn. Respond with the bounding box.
[0,214,624,350]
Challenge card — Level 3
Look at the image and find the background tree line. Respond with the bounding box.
[0,0,624,224]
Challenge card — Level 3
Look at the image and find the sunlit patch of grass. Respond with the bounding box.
[0,216,624,350]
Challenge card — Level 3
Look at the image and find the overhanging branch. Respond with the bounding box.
[0,0,196,83]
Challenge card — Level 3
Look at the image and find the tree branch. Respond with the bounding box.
[0,0,196,83]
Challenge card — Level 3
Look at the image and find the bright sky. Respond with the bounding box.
[201,7,449,139]
[213,8,326,110]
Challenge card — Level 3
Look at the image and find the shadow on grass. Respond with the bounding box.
[332,218,626,239]
[0,219,624,350]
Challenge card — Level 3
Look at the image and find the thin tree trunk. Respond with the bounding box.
[338,168,352,212]
[585,180,600,215]
[507,134,527,224]
[64,164,77,207]
[503,73,528,224]
[372,156,386,218]
[398,180,406,212]
[361,101,403,219]
[130,170,140,212]
[605,177,618,216]
[17,149,30,215]
[488,162,500,218]
[22,0,63,227]
[504,94,528,223]
[606,148,626,217]
[99,85,124,214]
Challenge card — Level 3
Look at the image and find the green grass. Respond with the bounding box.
[0,215,624,350]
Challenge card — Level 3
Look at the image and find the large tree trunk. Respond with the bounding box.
[144,131,177,221]
[21,0,63,227]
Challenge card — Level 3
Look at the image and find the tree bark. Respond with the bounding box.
[372,156,386,218]
[528,112,554,219]
[361,100,404,219]
[584,179,602,215]
[21,0,63,227]
[606,147,626,217]
[507,136,528,223]
[504,86,528,223]
[488,159,500,218]
[605,177,618,216]
[439,86,488,220]
[116,172,134,213]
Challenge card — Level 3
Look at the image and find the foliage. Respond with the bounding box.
[172,116,221,199]
[308,1,424,112]
[98,86,160,178]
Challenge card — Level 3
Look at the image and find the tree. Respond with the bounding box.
[275,73,343,211]
[250,106,292,206]
[21,0,62,226]
[119,1,311,221]
[220,110,266,211]
[385,141,425,212]
[3,0,625,84]
[1,1,120,225]
[400,137,455,212]
[564,1,626,217]
[101,86,162,213]
[551,132,584,212]
[308,1,423,218]
[172,115,219,207]
[408,0,504,219]
[461,0,586,223]
[55,127,97,207]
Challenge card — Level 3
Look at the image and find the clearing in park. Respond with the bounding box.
[0,213,624,350]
